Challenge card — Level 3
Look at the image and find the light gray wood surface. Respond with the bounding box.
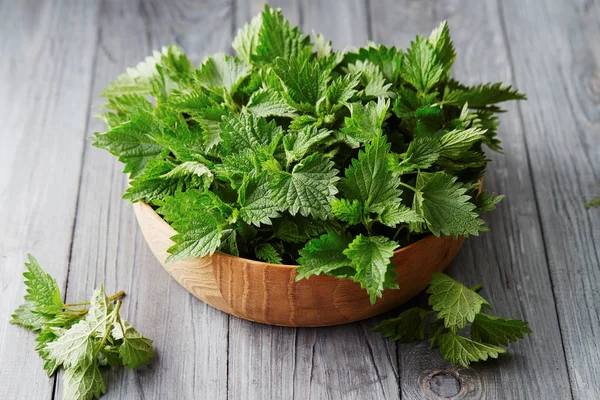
[0,0,597,399]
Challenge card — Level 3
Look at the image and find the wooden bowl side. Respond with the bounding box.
[133,201,464,327]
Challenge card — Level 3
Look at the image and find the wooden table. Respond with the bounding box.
[1,0,598,399]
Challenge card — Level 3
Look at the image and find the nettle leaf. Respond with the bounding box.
[331,198,363,225]
[283,125,331,165]
[392,86,438,118]
[63,360,106,400]
[93,112,164,178]
[325,73,360,113]
[197,53,251,97]
[428,21,456,78]
[255,243,282,264]
[427,273,490,330]
[270,154,339,219]
[220,112,283,155]
[297,231,353,279]
[45,320,95,369]
[340,98,389,145]
[397,136,440,174]
[414,172,487,238]
[232,13,262,63]
[85,285,113,338]
[238,173,280,226]
[158,190,229,261]
[347,60,393,99]
[112,320,154,369]
[345,43,403,85]
[273,55,327,113]
[339,134,401,213]
[343,235,399,304]
[471,313,531,346]
[377,203,424,227]
[101,46,169,97]
[373,307,430,342]
[253,5,312,64]
[443,81,526,108]
[473,190,504,213]
[247,87,298,118]
[437,333,505,368]
[402,35,444,93]
[20,254,63,314]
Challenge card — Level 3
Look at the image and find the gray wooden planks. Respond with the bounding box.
[369,0,572,398]
[0,1,99,399]
[499,0,600,397]
[52,0,234,399]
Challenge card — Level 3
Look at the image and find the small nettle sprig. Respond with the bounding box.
[375,273,531,367]
[93,4,524,303]
[11,255,154,400]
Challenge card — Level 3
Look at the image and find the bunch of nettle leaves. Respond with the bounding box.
[91,5,531,368]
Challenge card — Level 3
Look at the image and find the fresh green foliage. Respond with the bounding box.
[585,197,600,209]
[94,5,524,302]
[374,273,531,368]
[11,255,154,400]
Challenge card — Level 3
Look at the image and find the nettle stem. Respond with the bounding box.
[63,290,125,308]
[399,182,418,193]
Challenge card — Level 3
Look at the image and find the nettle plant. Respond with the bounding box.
[94,6,524,304]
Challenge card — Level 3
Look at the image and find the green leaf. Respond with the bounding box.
[397,136,440,174]
[272,55,327,113]
[339,134,401,213]
[343,235,399,304]
[232,13,262,63]
[85,285,113,338]
[471,313,531,346]
[247,87,298,118]
[402,35,444,93]
[63,361,106,400]
[253,5,312,64]
[473,190,504,213]
[345,44,403,85]
[238,173,280,226]
[45,320,95,369]
[373,307,430,342]
[585,197,600,209]
[93,112,164,177]
[377,204,424,228]
[283,125,331,165]
[438,332,505,368]
[324,73,360,113]
[270,154,339,219]
[427,273,490,330]
[443,81,526,108]
[438,128,486,161]
[112,320,154,369]
[101,47,167,97]
[255,243,283,264]
[414,172,487,238]
[331,198,363,225]
[428,21,456,78]
[297,231,353,279]
[197,53,251,97]
[220,112,283,156]
[158,190,229,262]
[340,98,389,145]
[273,215,331,243]
[392,86,438,118]
[11,302,51,331]
[20,254,63,314]
[347,60,392,99]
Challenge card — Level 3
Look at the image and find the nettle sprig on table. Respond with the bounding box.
[94,7,524,304]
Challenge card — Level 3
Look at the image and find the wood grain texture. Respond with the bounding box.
[0,1,99,399]
[370,0,573,398]
[499,0,600,397]
[133,201,464,326]
[52,1,234,399]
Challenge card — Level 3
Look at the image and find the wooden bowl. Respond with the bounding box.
[133,202,464,327]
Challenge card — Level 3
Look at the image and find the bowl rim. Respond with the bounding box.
[137,201,450,270]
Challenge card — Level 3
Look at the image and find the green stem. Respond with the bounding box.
[94,300,122,356]
[108,291,125,302]
[63,290,125,308]
[399,182,418,193]
[470,284,483,293]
